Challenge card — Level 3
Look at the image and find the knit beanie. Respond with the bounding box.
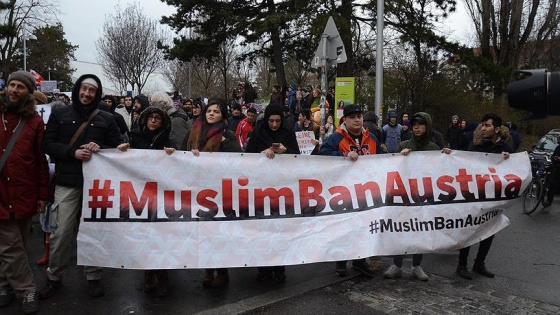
[8,71,36,92]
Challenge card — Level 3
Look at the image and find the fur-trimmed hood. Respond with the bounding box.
[472,123,510,146]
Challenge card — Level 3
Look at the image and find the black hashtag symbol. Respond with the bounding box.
[88,179,114,219]
[369,220,379,234]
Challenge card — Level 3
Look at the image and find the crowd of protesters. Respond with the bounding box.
[0,71,520,313]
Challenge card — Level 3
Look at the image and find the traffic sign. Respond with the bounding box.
[312,16,347,68]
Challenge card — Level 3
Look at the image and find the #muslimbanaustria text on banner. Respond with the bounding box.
[78,150,531,269]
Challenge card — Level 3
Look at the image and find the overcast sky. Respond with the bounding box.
[58,0,174,63]
[57,0,471,64]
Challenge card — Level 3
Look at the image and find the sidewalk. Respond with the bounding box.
[218,260,560,315]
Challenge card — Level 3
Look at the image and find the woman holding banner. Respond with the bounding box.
[245,103,300,282]
[117,103,176,296]
[185,100,241,288]
[246,103,300,159]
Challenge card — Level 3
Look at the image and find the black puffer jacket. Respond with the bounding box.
[43,74,121,187]
[128,105,172,150]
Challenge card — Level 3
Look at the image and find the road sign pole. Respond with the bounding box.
[375,0,384,127]
[319,34,329,145]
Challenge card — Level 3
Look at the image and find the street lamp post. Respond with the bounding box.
[47,66,56,80]
[22,27,37,72]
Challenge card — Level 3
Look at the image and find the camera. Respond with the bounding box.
[507,69,560,117]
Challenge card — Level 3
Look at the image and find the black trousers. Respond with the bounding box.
[458,235,494,265]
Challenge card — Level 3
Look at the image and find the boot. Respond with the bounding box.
[456,263,472,280]
[473,261,495,278]
[155,270,169,297]
[202,270,214,287]
[211,269,229,288]
[37,233,50,265]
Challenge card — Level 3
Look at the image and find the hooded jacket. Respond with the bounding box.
[43,74,121,187]
[397,112,440,152]
[129,105,172,150]
[130,94,149,131]
[0,89,49,220]
[100,99,129,139]
[469,124,512,154]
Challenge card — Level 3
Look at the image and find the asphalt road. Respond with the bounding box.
[3,197,559,314]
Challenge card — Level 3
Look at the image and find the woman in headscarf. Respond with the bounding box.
[117,104,175,297]
[245,103,300,158]
[245,103,300,282]
[185,100,241,288]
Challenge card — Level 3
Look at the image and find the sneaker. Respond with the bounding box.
[21,291,39,314]
[38,279,63,299]
[473,261,495,278]
[456,263,472,280]
[88,280,105,297]
[352,260,375,278]
[383,264,402,279]
[335,261,347,277]
[0,288,15,307]
[411,266,429,281]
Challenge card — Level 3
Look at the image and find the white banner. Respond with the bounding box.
[295,131,316,155]
[79,150,531,269]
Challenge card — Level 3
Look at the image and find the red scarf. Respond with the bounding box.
[187,117,224,152]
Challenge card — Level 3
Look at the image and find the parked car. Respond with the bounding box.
[531,129,560,163]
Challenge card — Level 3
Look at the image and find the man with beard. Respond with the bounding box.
[39,74,121,299]
[0,71,49,313]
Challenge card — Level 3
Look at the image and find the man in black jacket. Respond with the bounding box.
[456,112,511,280]
[39,74,121,299]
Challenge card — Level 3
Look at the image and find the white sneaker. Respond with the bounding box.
[383,264,402,279]
[411,265,429,281]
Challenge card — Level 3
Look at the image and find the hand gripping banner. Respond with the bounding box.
[78,150,531,269]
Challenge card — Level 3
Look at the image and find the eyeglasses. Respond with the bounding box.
[147,115,162,121]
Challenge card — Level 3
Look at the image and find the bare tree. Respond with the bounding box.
[464,0,560,95]
[0,0,58,76]
[95,3,166,94]
[162,59,190,96]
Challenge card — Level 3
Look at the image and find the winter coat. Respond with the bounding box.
[100,101,129,140]
[397,112,440,152]
[128,106,172,150]
[363,111,382,143]
[382,123,402,153]
[228,113,246,132]
[236,117,254,148]
[0,96,49,220]
[166,106,189,149]
[468,124,513,154]
[245,104,300,154]
[447,123,462,149]
[43,74,121,188]
[114,105,132,130]
[320,123,383,156]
